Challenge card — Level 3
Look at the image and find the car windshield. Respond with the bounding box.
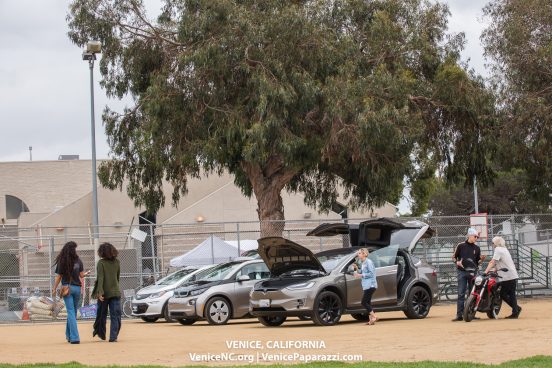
[316,252,351,272]
[157,269,195,286]
[195,263,238,282]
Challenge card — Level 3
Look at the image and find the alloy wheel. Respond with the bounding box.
[412,289,431,316]
[317,294,341,324]
[209,300,229,323]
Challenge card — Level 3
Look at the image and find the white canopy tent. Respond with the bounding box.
[169,236,257,267]
[225,240,259,254]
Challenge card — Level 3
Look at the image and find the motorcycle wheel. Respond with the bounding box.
[463,294,477,322]
[486,298,502,319]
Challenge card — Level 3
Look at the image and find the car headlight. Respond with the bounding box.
[285,281,315,290]
[149,291,167,298]
[190,287,209,296]
[474,276,483,286]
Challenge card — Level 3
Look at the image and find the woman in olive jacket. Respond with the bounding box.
[92,242,121,342]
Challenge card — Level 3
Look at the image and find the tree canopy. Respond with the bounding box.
[425,169,549,216]
[482,0,552,205]
[68,0,495,234]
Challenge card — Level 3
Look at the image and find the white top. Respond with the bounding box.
[492,247,519,281]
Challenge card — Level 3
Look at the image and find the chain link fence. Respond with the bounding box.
[1,213,551,323]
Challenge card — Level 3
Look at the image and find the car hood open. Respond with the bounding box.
[257,237,326,276]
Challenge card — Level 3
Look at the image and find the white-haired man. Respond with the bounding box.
[484,236,522,319]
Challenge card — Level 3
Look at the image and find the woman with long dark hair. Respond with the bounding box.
[53,241,87,344]
[92,242,121,342]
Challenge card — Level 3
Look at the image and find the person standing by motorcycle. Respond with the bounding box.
[451,227,484,321]
[484,236,522,319]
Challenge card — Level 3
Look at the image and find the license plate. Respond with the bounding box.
[259,299,270,308]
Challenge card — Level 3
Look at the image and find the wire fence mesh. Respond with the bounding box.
[1,213,551,323]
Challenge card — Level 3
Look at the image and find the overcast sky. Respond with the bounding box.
[0,0,490,163]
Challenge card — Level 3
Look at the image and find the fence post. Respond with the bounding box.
[210,234,215,264]
[48,237,54,297]
[489,215,494,241]
[236,223,241,255]
[546,257,550,289]
[149,224,157,283]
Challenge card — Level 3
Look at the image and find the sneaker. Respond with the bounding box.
[506,306,522,319]
[452,316,463,321]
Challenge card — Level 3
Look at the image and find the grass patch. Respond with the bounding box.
[1,356,552,368]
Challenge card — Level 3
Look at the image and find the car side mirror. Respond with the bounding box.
[346,265,355,274]
[237,275,251,282]
[500,268,509,272]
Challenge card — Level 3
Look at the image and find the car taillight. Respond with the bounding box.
[432,270,437,277]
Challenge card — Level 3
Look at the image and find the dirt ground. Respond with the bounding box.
[1,299,551,366]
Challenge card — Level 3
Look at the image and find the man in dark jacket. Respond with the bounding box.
[452,227,484,321]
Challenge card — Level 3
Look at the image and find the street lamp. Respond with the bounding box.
[83,41,101,265]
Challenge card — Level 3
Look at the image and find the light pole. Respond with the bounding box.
[83,41,102,265]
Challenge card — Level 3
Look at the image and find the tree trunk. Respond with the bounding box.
[242,159,297,238]
[256,185,286,237]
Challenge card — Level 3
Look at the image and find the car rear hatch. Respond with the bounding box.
[306,223,359,247]
[358,218,434,252]
[257,237,327,276]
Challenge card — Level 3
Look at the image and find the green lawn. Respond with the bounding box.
[1,356,552,368]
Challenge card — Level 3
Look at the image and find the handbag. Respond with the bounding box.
[59,272,73,298]
[59,285,70,297]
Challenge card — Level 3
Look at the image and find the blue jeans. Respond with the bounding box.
[456,269,472,317]
[96,297,122,341]
[63,284,81,342]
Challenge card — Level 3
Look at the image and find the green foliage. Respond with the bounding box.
[483,0,552,204]
[68,0,496,222]
[427,169,550,216]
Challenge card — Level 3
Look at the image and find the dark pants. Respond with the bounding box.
[500,279,520,315]
[93,297,121,341]
[456,269,472,317]
[361,288,376,314]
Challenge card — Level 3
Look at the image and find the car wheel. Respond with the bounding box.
[163,303,175,323]
[403,286,431,319]
[312,291,342,326]
[351,313,369,321]
[258,316,287,326]
[463,294,477,322]
[177,318,196,325]
[205,297,232,325]
[141,316,159,323]
[486,298,502,319]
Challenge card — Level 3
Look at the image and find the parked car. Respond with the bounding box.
[168,259,270,325]
[249,218,439,326]
[132,265,212,322]
[240,249,260,259]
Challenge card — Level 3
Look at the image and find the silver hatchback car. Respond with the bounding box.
[168,259,270,325]
[250,218,439,326]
